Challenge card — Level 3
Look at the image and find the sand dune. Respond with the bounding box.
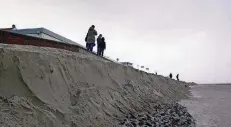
[0,44,193,127]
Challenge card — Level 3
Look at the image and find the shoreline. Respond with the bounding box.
[119,102,196,127]
[179,84,231,127]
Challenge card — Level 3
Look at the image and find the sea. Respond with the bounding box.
[180,84,231,127]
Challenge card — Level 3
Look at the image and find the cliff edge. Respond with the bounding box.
[0,44,194,127]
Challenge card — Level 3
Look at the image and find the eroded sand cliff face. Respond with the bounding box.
[0,44,192,127]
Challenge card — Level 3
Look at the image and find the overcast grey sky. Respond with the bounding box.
[0,0,231,83]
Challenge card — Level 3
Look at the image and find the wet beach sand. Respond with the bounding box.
[180,84,231,127]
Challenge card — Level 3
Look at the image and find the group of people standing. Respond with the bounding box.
[84,25,181,82]
[169,73,179,81]
[85,25,106,56]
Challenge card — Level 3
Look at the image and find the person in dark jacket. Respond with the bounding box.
[85,33,88,48]
[97,34,102,55]
[169,73,173,79]
[12,24,17,30]
[176,74,179,81]
[98,37,106,56]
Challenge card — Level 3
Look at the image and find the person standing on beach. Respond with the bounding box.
[86,25,97,52]
[97,34,102,55]
[98,37,106,56]
[176,74,179,81]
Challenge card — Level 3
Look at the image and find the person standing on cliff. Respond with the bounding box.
[169,73,173,79]
[176,74,179,81]
[12,24,17,30]
[97,34,102,55]
[86,25,97,52]
[98,37,106,56]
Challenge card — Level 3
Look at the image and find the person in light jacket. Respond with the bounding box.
[86,25,97,52]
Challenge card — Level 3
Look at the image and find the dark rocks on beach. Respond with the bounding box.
[119,103,196,127]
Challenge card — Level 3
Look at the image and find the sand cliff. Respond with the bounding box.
[0,44,194,127]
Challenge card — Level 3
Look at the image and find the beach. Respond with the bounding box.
[180,84,231,127]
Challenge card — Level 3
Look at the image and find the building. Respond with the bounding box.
[0,25,118,63]
[1,26,85,48]
[9,27,84,47]
[120,62,133,67]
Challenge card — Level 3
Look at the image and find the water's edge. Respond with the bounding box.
[180,84,231,127]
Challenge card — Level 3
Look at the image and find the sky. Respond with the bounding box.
[0,0,231,84]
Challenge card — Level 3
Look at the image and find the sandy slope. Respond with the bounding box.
[0,44,192,127]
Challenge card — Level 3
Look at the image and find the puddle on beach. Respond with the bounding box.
[180,85,231,127]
